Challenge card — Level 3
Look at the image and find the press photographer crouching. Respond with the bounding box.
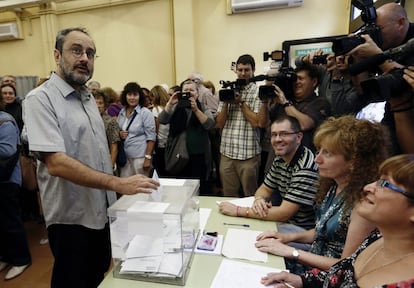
[264,62,331,152]
[345,2,414,154]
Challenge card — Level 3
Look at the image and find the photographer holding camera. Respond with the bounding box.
[215,54,269,197]
[349,2,414,154]
[297,50,366,117]
[269,62,331,152]
[158,79,215,195]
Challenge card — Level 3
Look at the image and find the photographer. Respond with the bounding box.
[215,54,269,197]
[297,50,366,116]
[269,62,331,152]
[349,3,414,154]
[158,79,215,195]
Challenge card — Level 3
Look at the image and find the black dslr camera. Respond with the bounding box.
[360,67,410,102]
[356,38,414,102]
[312,54,329,65]
[332,0,382,55]
[177,92,191,108]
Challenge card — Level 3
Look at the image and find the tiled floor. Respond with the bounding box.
[1,221,52,288]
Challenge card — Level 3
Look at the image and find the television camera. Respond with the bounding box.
[332,0,382,55]
[218,50,297,102]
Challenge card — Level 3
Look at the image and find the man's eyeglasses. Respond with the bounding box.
[376,179,414,199]
[65,47,97,60]
[271,131,299,139]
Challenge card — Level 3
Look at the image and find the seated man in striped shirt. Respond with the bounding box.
[219,115,318,235]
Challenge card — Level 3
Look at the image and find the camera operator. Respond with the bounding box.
[269,62,331,152]
[215,54,269,197]
[349,3,414,154]
[297,50,366,116]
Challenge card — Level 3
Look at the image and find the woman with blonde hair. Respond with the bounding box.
[256,115,390,274]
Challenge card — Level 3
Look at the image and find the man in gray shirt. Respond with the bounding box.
[24,27,159,288]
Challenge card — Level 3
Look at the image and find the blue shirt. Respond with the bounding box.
[0,112,21,185]
[117,105,156,158]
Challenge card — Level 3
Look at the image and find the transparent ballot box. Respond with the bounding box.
[107,179,200,286]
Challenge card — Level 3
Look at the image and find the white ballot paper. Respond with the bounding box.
[127,201,170,238]
[159,178,186,186]
[151,170,163,202]
[222,228,268,262]
[210,259,285,288]
[216,196,255,207]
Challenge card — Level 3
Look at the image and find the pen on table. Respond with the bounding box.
[223,222,250,227]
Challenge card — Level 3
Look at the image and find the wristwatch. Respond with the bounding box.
[283,101,293,108]
[144,154,152,160]
[292,249,300,260]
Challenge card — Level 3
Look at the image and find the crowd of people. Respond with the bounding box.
[0,2,414,287]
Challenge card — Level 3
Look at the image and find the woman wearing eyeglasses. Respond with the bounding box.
[255,116,390,274]
[261,154,414,288]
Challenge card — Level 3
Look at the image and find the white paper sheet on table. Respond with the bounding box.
[210,259,285,288]
[222,228,268,262]
[216,196,255,207]
[199,208,211,233]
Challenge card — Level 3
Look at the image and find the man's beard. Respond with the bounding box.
[60,63,93,87]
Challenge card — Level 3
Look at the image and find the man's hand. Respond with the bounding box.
[348,34,382,60]
[273,85,288,105]
[228,93,243,106]
[252,197,272,218]
[116,174,159,195]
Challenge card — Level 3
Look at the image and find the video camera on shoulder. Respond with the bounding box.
[218,79,248,102]
[332,0,382,55]
[258,68,297,100]
[258,50,297,100]
[177,91,191,108]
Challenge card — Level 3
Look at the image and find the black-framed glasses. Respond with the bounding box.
[376,179,414,199]
[64,47,97,60]
[271,131,299,139]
